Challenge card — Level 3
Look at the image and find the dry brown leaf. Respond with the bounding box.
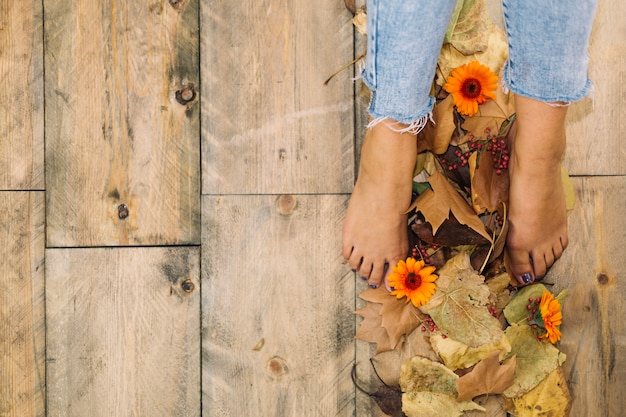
[444,0,492,55]
[411,171,492,243]
[360,287,425,350]
[417,95,456,155]
[372,326,439,387]
[468,149,510,215]
[456,350,517,401]
[355,302,397,353]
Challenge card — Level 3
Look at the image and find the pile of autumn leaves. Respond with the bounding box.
[351,0,573,416]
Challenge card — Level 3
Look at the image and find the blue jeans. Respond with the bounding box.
[363,0,598,125]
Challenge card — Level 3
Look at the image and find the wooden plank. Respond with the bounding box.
[0,192,45,417]
[563,0,625,175]
[0,0,44,190]
[201,0,355,194]
[547,176,626,417]
[202,194,355,416]
[44,0,200,247]
[46,247,200,416]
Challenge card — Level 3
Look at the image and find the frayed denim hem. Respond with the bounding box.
[366,113,434,135]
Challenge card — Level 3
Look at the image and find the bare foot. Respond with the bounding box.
[342,121,417,288]
[507,95,569,285]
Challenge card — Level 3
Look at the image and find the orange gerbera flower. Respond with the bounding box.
[538,290,563,344]
[443,61,499,117]
[388,257,438,307]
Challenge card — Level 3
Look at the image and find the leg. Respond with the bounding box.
[343,0,456,287]
[502,0,597,283]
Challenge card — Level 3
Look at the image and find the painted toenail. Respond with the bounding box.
[351,269,356,272]
[369,284,378,289]
[360,276,368,281]
[521,273,533,284]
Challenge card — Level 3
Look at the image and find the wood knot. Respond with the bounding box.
[276,195,297,215]
[175,83,196,105]
[597,273,610,285]
[266,356,288,379]
[167,0,187,11]
[181,279,195,293]
[117,204,129,220]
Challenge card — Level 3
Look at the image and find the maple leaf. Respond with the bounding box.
[508,366,571,417]
[502,324,566,398]
[402,391,484,417]
[410,171,492,243]
[461,88,515,143]
[420,253,503,348]
[355,302,397,353]
[356,288,425,353]
[456,350,517,401]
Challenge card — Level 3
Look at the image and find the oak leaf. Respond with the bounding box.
[508,366,571,416]
[502,324,566,397]
[456,350,517,401]
[410,172,492,243]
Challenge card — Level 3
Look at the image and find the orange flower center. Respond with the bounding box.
[405,272,422,290]
[461,78,482,99]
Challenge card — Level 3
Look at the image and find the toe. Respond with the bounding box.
[507,246,535,285]
[369,262,386,287]
[359,259,374,282]
[530,250,549,280]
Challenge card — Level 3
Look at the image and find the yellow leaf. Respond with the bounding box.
[561,166,576,213]
[429,333,511,370]
[508,367,571,416]
[402,391,485,417]
[399,356,458,396]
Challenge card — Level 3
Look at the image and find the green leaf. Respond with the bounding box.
[502,324,566,398]
[412,181,432,195]
[399,356,458,396]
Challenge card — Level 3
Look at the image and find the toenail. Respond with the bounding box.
[360,276,368,281]
[351,268,356,272]
[521,273,533,284]
[369,284,378,289]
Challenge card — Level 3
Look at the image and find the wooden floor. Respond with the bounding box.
[0,0,623,416]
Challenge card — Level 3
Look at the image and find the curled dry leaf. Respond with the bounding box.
[416,95,456,155]
[355,301,397,353]
[469,149,510,215]
[456,350,517,401]
[429,333,510,370]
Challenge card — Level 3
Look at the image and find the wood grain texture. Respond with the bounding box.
[546,176,626,417]
[202,194,355,416]
[201,0,355,195]
[563,0,625,175]
[46,247,200,417]
[0,0,44,190]
[0,192,45,417]
[45,0,200,247]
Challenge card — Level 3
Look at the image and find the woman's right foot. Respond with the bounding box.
[342,121,417,288]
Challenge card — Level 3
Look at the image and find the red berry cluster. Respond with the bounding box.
[488,304,500,319]
[411,243,439,265]
[526,297,542,320]
[421,316,446,338]
[486,135,510,175]
[440,148,472,171]
[495,213,504,227]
